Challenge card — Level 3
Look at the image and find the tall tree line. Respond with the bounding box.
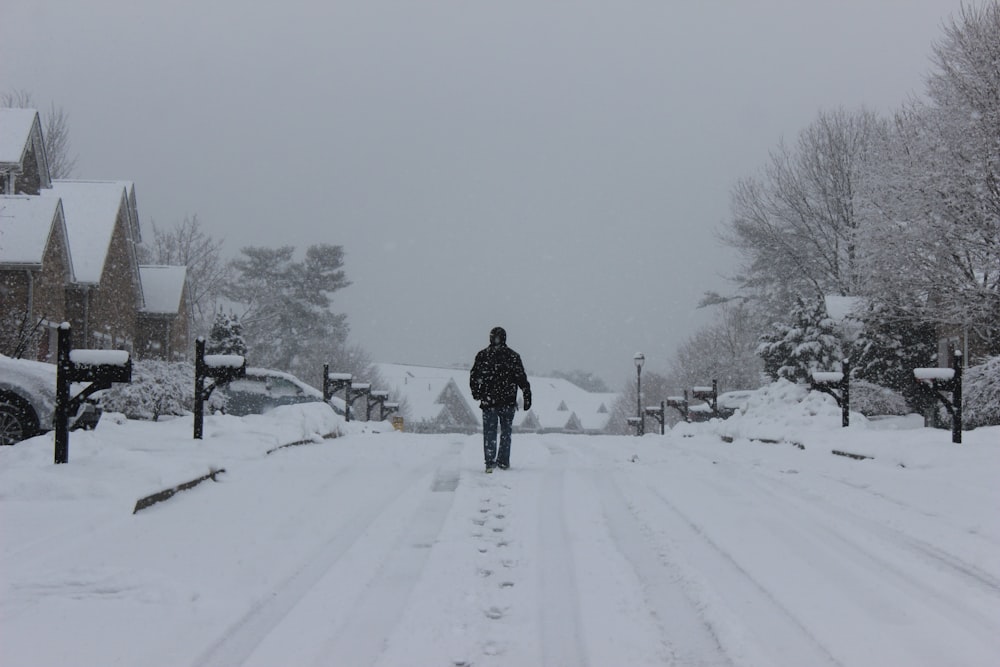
[701,3,999,396]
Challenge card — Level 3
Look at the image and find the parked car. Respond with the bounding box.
[214,367,330,417]
[687,390,756,423]
[0,354,100,445]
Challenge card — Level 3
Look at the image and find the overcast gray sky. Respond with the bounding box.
[2,0,963,387]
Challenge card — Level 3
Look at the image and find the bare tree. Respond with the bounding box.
[1,89,77,179]
[671,302,765,391]
[143,215,230,338]
[722,107,887,314]
[858,4,1000,355]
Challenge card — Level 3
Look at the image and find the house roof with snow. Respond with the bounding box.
[376,362,618,433]
[138,265,187,315]
[0,195,69,270]
[0,109,51,190]
[40,180,134,284]
[0,109,41,168]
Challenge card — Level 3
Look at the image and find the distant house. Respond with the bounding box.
[0,109,51,195]
[0,195,72,359]
[0,108,190,360]
[376,362,617,434]
[137,265,190,360]
[41,180,143,351]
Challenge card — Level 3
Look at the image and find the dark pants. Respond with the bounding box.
[482,405,516,466]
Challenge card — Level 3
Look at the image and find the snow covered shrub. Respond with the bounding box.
[964,356,1000,428]
[848,379,909,417]
[207,311,247,356]
[100,360,195,421]
[757,297,844,383]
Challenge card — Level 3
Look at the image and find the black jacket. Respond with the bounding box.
[470,342,531,409]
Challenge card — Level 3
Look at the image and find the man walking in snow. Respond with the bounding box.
[470,326,532,473]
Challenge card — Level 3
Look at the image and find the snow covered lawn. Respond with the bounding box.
[1,402,998,666]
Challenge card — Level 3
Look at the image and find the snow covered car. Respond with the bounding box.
[687,390,755,422]
[0,354,100,445]
[213,367,329,417]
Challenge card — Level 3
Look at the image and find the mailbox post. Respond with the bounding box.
[194,337,246,439]
[54,323,132,464]
[644,401,666,435]
[366,390,390,421]
[692,380,719,416]
[381,401,400,422]
[810,360,850,427]
[322,366,352,416]
[666,390,690,422]
[914,351,963,444]
[345,383,371,422]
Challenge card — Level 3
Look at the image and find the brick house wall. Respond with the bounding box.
[0,206,71,360]
[64,202,141,351]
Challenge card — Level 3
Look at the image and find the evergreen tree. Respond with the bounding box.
[225,244,351,381]
[206,311,247,357]
[850,301,937,410]
[757,297,844,383]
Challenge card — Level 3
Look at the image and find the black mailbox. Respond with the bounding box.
[194,338,246,439]
[644,401,666,435]
[54,324,132,464]
[810,360,850,427]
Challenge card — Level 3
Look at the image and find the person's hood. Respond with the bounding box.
[489,326,507,346]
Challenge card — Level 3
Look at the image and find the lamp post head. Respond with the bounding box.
[633,352,645,369]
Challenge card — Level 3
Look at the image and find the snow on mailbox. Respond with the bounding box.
[54,324,133,464]
[194,338,247,439]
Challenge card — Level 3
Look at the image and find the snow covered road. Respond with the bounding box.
[2,411,999,666]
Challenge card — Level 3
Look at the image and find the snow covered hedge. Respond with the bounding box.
[99,360,195,421]
[849,379,910,417]
[964,356,1000,428]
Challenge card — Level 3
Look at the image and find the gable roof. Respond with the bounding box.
[0,196,69,269]
[0,109,51,190]
[41,180,131,284]
[376,362,619,433]
[139,265,187,314]
[0,109,40,167]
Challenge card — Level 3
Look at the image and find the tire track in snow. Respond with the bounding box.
[723,468,1000,644]
[538,442,588,667]
[747,468,1000,595]
[189,442,463,667]
[592,471,734,667]
[621,475,845,667]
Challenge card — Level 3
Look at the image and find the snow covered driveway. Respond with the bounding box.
[2,410,999,666]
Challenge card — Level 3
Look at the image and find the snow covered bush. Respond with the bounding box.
[964,356,1000,428]
[207,311,247,356]
[849,379,910,417]
[100,360,194,421]
[757,297,844,383]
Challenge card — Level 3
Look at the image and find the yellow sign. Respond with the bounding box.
[392,416,404,431]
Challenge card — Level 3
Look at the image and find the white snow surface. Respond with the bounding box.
[40,180,128,284]
[69,349,130,366]
[1,398,998,667]
[0,108,37,165]
[0,196,62,265]
[914,367,956,381]
[139,265,187,314]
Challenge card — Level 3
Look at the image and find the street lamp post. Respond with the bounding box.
[634,352,645,436]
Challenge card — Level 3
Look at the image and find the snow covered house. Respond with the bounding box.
[136,265,190,360]
[0,196,72,358]
[376,364,480,433]
[0,108,51,195]
[376,362,617,434]
[0,109,191,361]
[40,180,144,352]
